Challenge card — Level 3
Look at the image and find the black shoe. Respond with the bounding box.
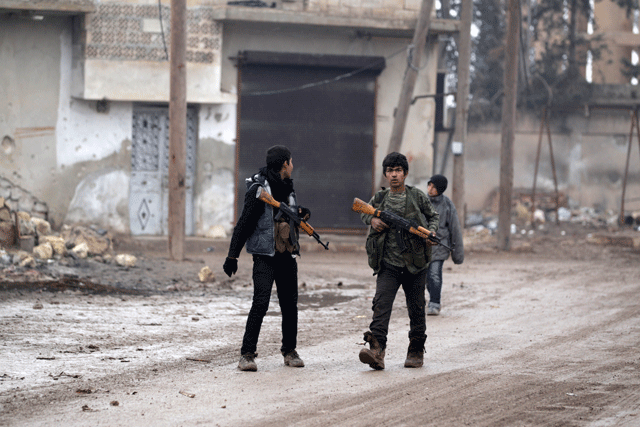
[283,350,305,367]
[238,353,257,371]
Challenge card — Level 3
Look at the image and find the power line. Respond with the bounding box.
[158,0,169,61]
[241,45,412,97]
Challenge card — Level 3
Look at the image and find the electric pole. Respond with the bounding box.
[168,0,187,260]
[382,0,435,189]
[497,0,520,251]
[451,0,473,228]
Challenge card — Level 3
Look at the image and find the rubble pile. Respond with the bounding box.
[467,188,640,236]
[0,213,138,272]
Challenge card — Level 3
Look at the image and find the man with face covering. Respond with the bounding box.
[223,145,310,372]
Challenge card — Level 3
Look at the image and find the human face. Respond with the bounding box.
[384,166,407,192]
[427,182,438,197]
[280,158,293,180]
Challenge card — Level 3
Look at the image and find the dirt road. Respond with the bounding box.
[1,230,640,426]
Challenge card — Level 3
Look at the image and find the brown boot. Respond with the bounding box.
[359,331,385,370]
[404,336,426,368]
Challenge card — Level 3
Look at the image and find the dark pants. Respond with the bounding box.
[426,260,444,305]
[240,252,298,355]
[369,262,427,350]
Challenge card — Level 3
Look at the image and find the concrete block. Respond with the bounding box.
[19,236,35,253]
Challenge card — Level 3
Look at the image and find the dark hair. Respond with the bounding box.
[266,145,291,171]
[382,152,409,176]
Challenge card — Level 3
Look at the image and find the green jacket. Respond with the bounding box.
[361,186,439,275]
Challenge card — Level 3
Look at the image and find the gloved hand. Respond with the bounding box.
[298,206,311,221]
[223,257,238,277]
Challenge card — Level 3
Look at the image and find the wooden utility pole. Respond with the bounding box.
[383,0,435,180]
[497,0,520,251]
[451,0,473,228]
[168,0,187,260]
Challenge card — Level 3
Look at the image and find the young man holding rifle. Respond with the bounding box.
[222,145,310,372]
[358,152,439,370]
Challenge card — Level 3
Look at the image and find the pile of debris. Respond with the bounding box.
[0,197,137,271]
[466,188,640,235]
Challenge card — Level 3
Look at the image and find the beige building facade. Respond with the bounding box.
[1,0,458,236]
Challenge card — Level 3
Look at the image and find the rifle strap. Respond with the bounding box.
[373,188,390,207]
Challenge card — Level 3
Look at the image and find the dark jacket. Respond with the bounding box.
[227,167,299,258]
[428,193,464,264]
[361,186,439,275]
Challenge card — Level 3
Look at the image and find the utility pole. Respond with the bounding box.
[381,0,435,188]
[168,0,186,260]
[433,0,450,176]
[451,0,473,228]
[497,0,520,251]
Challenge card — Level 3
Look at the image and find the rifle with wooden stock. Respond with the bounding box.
[256,187,329,250]
[351,198,452,251]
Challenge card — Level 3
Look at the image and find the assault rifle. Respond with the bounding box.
[351,198,452,251]
[256,187,329,250]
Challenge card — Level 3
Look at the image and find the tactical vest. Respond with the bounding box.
[245,173,299,257]
[366,186,432,274]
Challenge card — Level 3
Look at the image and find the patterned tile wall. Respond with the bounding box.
[84,3,221,64]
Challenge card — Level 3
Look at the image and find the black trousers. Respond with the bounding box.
[240,252,298,355]
[369,262,427,350]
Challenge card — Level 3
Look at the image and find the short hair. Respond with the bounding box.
[382,152,409,176]
[266,145,291,171]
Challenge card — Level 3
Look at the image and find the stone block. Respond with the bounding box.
[0,207,11,222]
[39,235,67,256]
[18,254,36,268]
[33,242,53,260]
[0,222,16,248]
[17,212,34,236]
[71,242,89,259]
[198,266,215,283]
[115,254,137,267]
[62,225,112,256]
[32,218,52,237]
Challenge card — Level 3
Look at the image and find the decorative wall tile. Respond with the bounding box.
[84,3,221,64]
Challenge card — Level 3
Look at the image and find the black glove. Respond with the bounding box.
[223,257,238,277]
[298,206,311,221]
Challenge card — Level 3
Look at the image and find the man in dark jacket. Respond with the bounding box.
[426,174,464,316]
[223,145,310,372]
[359,152,439,370]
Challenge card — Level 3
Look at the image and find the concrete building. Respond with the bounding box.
[456,0,640,221]
[0,0,458,237]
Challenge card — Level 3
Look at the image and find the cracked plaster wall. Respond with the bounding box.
[196,104,237,237]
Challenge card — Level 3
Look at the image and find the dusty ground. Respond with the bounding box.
[1,225,640,426]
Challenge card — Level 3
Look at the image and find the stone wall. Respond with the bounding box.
[0,177,49,221]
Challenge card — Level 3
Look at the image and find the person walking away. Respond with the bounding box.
[425,174,464,316]
[359,152,439,370]
[222,145,311,372]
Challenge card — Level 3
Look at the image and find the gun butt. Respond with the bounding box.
[256,187,280,208]
[352,198,376,215]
